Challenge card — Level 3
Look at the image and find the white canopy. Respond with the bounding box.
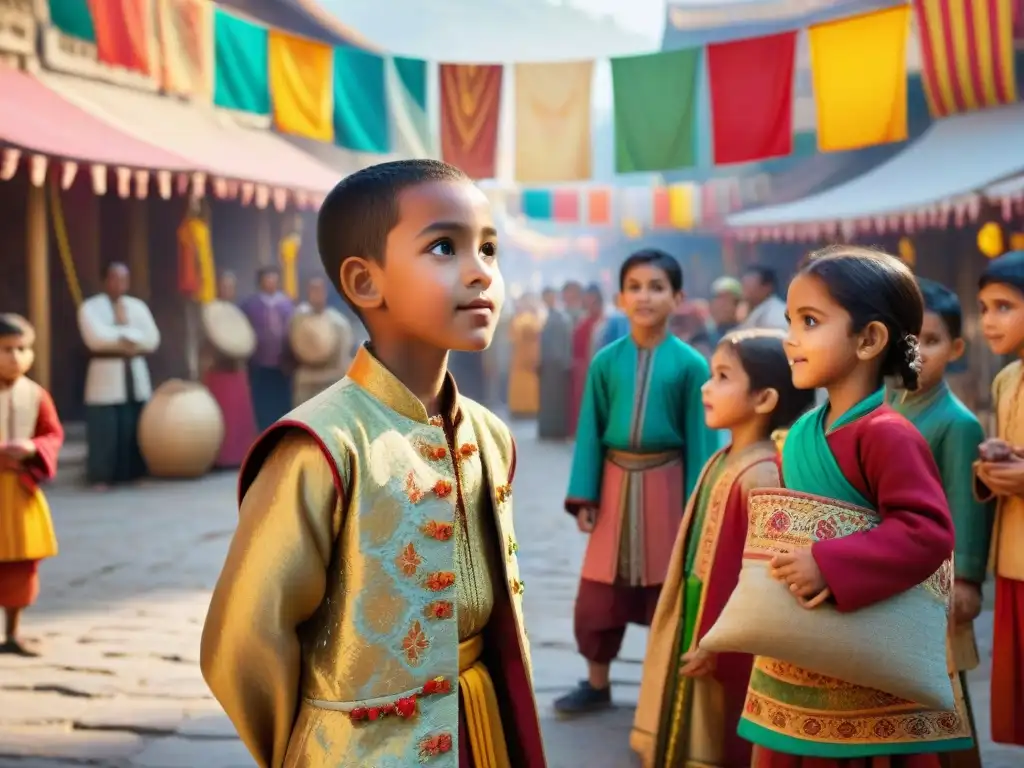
[727,102,1024,238]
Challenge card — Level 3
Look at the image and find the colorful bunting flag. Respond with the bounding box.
[268,30,334,142]
[668,184,697,229]
[653,187,671,228]
[914,0,1018,117]
[611,48,700,173]
[333,47,389,153]
[587,188,611,225]
[88,0,154,75]
[514,61,593,182]
[707,31,796,164]
[157,0,214,101]
[440,64,503,179]
[809,6,910,152]
[388,57,432,158]
[553,190,580,222]
[522,189,553,220]
[49,0,96,41]
[213,9,270,115]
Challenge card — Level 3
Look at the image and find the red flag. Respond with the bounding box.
[708,31,796,165]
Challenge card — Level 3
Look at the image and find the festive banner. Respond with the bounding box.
[809,6,910,152]
[440,64,503,179]
[268,30,333,142]
[49,0,96,41]
[514,61,593,183]
[387,56,432,158]
[88,0,154,74]
[914,0,1018,117]
[213,9,270,115]
[668,184,697,229]
[653,187,671,228]
[333,47,389,153]
[553,190,580,222]
[611,48,700,173]
[587,188,611,225]
[157,0,213,100]
[707,31,796,164]
[522,189,553,220]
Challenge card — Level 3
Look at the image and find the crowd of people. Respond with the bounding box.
[1,159,1022,768]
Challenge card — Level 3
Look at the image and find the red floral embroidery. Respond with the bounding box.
[433,479,453,498]
[420,443,447,461]
[396,543,423,577]
[401,620,430,665]
[496,483,512,503]
[406,472,425,503]
[348,677,453,723]
[425,571,456,591]
[767,510,791,535]
[459,443,478,458]
[510,578,525,595]
[422,520,454,541]
[814,517,838,541]
[419,732,453,759]
[425,600,454,620]
[428,415,444,428]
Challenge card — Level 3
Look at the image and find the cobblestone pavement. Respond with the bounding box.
[0,422,1020,767]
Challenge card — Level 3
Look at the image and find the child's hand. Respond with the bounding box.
[770,549,827,599]
[952,581,982,625]
[0,440,35,461]
[680,648,715,677]
[977,458,1024,497]
[576,507,597,533]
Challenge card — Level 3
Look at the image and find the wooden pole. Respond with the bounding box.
[257,208,272,268]
[127,197,150,300]
[26,183,51,390]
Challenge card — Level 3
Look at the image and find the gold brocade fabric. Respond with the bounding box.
[459,635,512,768]
[200,345,535,768]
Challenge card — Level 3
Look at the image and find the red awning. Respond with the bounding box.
[0,66,186,171]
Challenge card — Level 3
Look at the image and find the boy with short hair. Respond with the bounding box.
[0,314,64,656]
[888,277,993,763]
[201,160,546,767]
[556,249,716,715]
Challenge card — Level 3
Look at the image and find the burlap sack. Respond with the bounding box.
[700,488,955,710]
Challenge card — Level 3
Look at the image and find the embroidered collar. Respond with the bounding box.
[346,344,461,426]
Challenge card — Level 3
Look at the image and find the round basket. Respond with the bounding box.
[202,300,256,360]
[290,312,341,367]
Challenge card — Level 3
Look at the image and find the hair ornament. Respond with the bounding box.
[903,333,922,374]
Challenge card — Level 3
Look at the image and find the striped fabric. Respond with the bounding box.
[914,0,1019,117]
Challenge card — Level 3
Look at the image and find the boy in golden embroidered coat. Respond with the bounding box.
[201,160,546,768]
[0,314,63,656]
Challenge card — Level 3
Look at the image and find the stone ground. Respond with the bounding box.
[0,421,1020,767]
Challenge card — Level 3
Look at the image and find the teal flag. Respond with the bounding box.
[333,48,389,153]
[521,190,552,220]
[611,48,701,173]
[393,56,427,111]
[48,0,96,41]
[213,9,270,116]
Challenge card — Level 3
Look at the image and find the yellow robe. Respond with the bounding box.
[507,312,541,416]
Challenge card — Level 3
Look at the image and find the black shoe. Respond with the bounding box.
[553,681,611,717]
[0,638,39,657]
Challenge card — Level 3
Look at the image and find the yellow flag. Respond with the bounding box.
[668,184,695,230]
[268,31,334,143]
[809,6,910,152]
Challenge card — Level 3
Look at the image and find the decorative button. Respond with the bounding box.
[422,520,454,541]
[425,571,456,591]
[432,479,453,498]
[424,600,453,620]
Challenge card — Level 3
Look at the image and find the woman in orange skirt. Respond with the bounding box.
[0,314,63,656]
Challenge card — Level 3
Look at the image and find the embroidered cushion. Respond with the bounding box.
[700,488,955,710]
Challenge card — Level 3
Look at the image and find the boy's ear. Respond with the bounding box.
[950,336,966,362]
[339,257,385,312]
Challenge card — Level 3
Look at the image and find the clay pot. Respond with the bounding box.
[138,380,224,478]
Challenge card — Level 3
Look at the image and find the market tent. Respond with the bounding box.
[36,71,341,202]
[218,0,377,50]
[727,102,1024,233]
[0,67,186,173]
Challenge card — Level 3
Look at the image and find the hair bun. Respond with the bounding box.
[898,333,922,390]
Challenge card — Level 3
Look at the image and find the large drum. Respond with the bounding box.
[138,380,224,478]
[202,300,256,360]
[290,312,341,367]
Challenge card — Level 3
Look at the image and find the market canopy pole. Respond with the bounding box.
[128,197,151,301]
[27,177,50,391]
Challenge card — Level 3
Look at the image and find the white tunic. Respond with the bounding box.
[738,294,789,333]
[78,293,161,406]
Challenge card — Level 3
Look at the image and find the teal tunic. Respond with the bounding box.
[566,334,716,506]
[888,381,995,584]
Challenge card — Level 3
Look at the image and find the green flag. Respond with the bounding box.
[612,48,700,173]
[333,47,390,154]
[213,8,270,116]
[48,0,96,42]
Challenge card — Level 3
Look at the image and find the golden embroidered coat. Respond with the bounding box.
[201,347,544,767]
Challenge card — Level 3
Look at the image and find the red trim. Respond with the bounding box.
[508,436,517,485]
[939,0,969,112]
[237,419,345,509]
[990,0,1012,104]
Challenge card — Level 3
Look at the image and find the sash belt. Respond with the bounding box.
[606,448,681,472]
[459,634,511,768]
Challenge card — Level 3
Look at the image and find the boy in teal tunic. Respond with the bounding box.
[556,249,716,715]
[888,277,995,760]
